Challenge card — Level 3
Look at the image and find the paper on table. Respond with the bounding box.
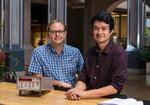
[97,98,143,105]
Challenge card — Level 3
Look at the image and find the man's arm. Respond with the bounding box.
[66,81,86,100]
[66,83,117,100]
[52,80,72,88]
[74,81,86,90]
[32,73,42,77]
[32,73,64,86]
[83,85,117,98]
[32,73,72,88]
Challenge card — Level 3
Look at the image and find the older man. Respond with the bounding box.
[28,20,84,89]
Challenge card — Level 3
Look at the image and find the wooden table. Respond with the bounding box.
[0,82,108,105]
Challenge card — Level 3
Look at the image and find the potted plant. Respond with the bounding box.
[137,28,150,74]
[4,51,20,83]
[1,23,21,82]
[137,47,150,74]
[0,49,20,82]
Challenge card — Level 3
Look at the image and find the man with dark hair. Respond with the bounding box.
[28,20,84,89]
[66,11,127,99]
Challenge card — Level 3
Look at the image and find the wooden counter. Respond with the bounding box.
[0,82,108,105]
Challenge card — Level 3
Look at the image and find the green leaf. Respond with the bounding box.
[137,47,150,62]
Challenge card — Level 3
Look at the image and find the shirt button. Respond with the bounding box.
[94,77,96,80]
[96,65,99,68]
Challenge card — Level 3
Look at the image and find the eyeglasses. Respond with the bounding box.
[49,30,65,35]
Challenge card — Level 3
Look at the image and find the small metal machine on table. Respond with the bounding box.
[17,76,53,96]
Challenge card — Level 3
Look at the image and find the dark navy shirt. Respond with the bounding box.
[79,41,127,93]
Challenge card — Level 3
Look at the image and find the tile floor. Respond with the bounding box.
[122,73,150,101]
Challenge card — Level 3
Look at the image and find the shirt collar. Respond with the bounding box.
[47,43,66,54]
[95,41,113,54]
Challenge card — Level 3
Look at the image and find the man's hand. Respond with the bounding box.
[65,88,87,100]
[52,80,72,88]
[60,81,72,88]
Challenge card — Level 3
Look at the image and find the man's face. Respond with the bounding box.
[48,22,66,45]
[92,20,112,44]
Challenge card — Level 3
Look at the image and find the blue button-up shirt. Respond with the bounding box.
[28,44,84,85]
